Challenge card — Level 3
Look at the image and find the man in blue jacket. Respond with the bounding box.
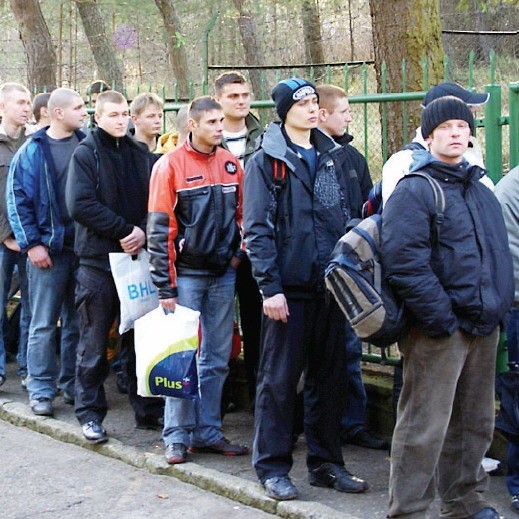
[243,78,368,501]
[383,96,513,519]
[7,88,86,417]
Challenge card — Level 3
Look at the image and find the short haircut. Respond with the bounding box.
[47,88,82,115]
[175,104,189,136]
[33,92,51,122]
[86,80,111,96]
[214,71,247,96]
[95,90,127,115]
[130,92,164,117]
[0,82,30,104]
[188,96,222,122]
[316,84,348,113]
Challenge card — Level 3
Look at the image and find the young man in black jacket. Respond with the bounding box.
[383,96,513,519]
[66,90,162,443]
[243,78,368,501]
[316,84,388,451]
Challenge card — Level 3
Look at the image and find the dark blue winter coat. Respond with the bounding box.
[381,149,513,337]
[243,122,350,299]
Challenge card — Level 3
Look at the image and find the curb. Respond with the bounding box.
[0,397,361,519]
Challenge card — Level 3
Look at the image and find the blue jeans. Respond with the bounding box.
[506,309,519,496]
[507,308,519,365]
[26,251,79,400]
[163,267,236,447]
[341,324,367,435]
[0,244,30,378]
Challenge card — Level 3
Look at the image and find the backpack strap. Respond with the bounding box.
[406,171,446,245]
[270,156,287,193]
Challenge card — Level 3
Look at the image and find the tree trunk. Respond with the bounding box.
[74,0,124,92]
[301,0,326,81]
[369,0,444,156]
[9,0,57,92]
[154,0,190,100]
[232,0,270,100]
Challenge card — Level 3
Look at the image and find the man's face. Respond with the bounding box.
[131,104,163,137]
[216,83,251,121]
[190,109,224,149]
[95,102,129,137]
[58,96,87,132]
[285,94,319,131]
[0,90,31,128]
[319,97,353,137]
[426,119,471,164]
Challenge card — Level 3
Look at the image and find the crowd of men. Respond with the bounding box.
[0,74,517,519]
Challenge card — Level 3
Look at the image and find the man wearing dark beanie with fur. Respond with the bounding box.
[243,78,368,500]
[382,96,513,519]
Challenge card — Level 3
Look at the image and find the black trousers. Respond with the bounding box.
[235,256,262,403]
[253,297,347,482]
[74,265,163,424]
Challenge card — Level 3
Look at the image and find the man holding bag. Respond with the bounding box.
[66,90,162,443]
[147,96,249,464]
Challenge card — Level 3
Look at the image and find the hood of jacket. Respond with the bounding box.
[259,121,342,168]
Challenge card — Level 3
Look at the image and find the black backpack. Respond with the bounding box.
[325,171,446,348]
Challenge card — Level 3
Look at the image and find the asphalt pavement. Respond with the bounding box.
[0,359,515,519]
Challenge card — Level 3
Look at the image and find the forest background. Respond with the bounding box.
[0,0,518,173]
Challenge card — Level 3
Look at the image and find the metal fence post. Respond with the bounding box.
[202,12,219,95]
[484,84,503,183]
[509,82,519,170]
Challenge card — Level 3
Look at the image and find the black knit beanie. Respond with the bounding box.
[421,96,474,139]
[271,78,318,121]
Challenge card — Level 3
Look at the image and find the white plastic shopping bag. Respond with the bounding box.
[134,305,201,399]
[109,250,159,334]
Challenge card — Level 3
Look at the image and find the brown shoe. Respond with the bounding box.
[189,437,249,456]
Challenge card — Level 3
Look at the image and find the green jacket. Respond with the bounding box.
[221,112,263,166]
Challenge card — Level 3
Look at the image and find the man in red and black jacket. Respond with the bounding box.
[147,96,249,465]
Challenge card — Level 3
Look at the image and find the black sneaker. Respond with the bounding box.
[0,375,5,388]
[30,398,53,417]
[512,494,519,514]
[309,462,368,493]
[135,416,164,430]
[342,429,390,450]
[189,437,249,456]
[165,443,187,464]
[82,420,108,444]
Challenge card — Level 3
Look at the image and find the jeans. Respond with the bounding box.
[507,307,519,365]
[0,244,30,378]
[163,267,236,447]
[26,250,78,400]
[341,324,367,435]
[506,309,519,497]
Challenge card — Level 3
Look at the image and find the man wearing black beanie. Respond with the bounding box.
[382,96,513,519]
[243,78,368,500]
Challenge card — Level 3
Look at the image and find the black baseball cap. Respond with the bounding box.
[422,82,489,108]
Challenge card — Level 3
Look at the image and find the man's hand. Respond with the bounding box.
[28,245,53,269]
[3,237,20,252]
[263,293,289,323]
[120,226,146,254]
[230,255,242,269]
[160,297,178,312]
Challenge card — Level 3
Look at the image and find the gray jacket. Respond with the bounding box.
[495,166,519,304]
